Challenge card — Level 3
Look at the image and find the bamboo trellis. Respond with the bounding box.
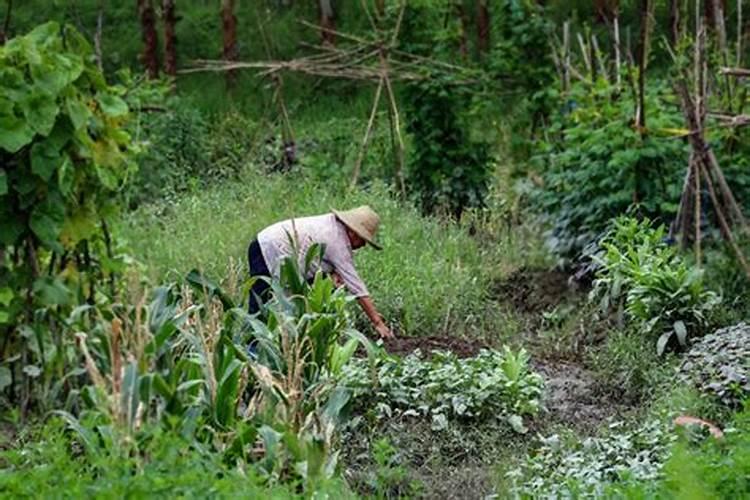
[181,1,478,196]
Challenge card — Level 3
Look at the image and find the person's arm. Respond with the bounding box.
[357,296,394,339]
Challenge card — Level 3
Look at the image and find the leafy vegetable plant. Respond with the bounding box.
[340,347,543,433]
[590,217,720,355]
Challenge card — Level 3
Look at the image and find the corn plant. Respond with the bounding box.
[241,249,374,483]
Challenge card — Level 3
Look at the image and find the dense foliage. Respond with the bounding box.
[506,420,675,498]
[591,217,720,355]
[0,22,139,410]
[679,323,750,408]
[531,79,687,259]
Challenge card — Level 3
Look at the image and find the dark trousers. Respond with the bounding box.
[247,239,271,314]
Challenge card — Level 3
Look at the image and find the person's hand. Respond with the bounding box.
[375,322,394,339]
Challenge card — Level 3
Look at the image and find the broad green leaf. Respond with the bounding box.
[32,276,71,306]
[65,96,90,131]
[57,154,74,197]
[30,140,61,180]
[0,287,13,306]
[30,52,84,97]
[96,93,128,117]
[673,320,688,347]
[25,94,59,136]
[656,331,673,356]
[60,206,97,246]
[29,193,65,250]
[0,169,6,195]
[0,114,35,152]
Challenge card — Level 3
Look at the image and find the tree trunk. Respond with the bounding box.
[594,0,618,23]
[162,0,177,76]
[1,0,13,44]
[456,2,469,60]
[375,0,385,17]
[137,0,159,79]
[221,0,238,85]
[476,0,490,56]
[319,0,336,46]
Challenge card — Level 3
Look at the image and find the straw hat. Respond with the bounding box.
[332,205,383,250]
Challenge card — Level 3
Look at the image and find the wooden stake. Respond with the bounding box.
[694,157,701,265]
[383,72,406,198]
[350,77,384,190]
[614,14,622,86]
[699,160,750,278]
[563,21,570,91]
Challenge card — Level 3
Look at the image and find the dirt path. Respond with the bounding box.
[532,359,631,432]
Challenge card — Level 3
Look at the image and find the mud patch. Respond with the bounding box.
[492,267,577,313]
[382,335,486,358]
[533,359,631,432]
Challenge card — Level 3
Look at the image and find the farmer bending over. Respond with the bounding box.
[247,205,394,339]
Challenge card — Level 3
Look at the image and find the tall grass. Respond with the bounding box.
[117,168,541,337]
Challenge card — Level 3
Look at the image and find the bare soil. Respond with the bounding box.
[492,267,579,314]
[532,359,631,432]
[381,335,486,358]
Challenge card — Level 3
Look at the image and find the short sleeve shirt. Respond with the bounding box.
[256,213,369,297]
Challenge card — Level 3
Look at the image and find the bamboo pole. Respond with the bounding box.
[350,77,384,190]
[698,161,750,278]
[614,14,622,86]
[694,157,701,265]
[383,72,406,198]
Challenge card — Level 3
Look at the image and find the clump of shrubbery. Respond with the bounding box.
[679,323,750,408]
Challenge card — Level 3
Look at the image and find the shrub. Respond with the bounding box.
[405,78,492,217]
[0,22,138,410]
[590,216,721,355]
[340,347,544,433]
[679,323,750,408]
[124,102,256,207]
[530,78,687,259]
[588,329,673,401]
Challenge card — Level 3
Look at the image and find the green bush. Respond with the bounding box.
[340,347,543,433]
[588,329,674,402]
[0,22,139,409]
[405,78,492,217]
[531,79,687,259]
[590,217,721,355]
[0,419,352,498]
[125,103,256,207]
[679,323,750,408]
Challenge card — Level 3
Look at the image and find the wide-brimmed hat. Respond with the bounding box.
[332,205,382,250]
